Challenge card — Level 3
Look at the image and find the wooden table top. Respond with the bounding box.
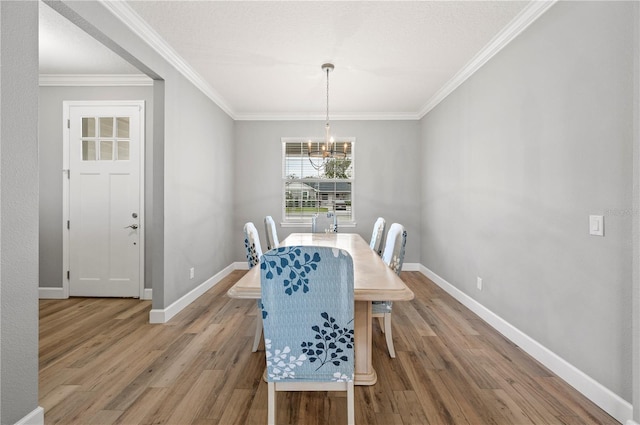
[227,233,414,302]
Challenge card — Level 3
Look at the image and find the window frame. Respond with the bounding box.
[281,137,356,228]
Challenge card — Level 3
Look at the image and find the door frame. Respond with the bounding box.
[62,100,146,298]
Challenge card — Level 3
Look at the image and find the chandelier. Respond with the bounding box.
[308,63,347,171]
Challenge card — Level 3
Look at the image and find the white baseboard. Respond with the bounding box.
[15,406,44,425]
[627,420,640,425]
[38,287,66,299]
[234,261,249,271]
[40,286,153,300]
[149,263,235,324]
[141,288,152,300]
[420,265,633,425]
[402,262,420,272]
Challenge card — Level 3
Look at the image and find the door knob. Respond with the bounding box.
[125,224,139,230]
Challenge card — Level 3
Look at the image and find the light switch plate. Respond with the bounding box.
[589,215,604,236]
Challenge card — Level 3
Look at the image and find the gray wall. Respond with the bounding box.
[161,76,235,305]
[0,2,40,423]
[234,120,421,263]
[633,3,640,421]
[39,85,154,289]
[420,1,634,400]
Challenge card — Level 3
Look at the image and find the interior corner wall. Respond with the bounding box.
[420,1,633,402]
[0,1,40,423]
[55,1,236,310]
[233,120,421,263]
[38,85,154,290]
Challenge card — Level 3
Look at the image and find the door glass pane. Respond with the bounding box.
[117,117,130,138]
[82,140,96,161]
[99,117,113,137]
[100,140,113,160]
[82,118,95,137]
[117,141,130,160]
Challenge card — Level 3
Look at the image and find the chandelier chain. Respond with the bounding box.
[326,66,330,127]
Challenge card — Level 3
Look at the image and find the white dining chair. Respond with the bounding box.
[243,222,265,352]
[264,215,279,250]
[372,222,407,358]
[311,212,337,233]
[369,217,386,256]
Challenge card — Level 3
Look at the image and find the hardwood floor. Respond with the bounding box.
[40,271,619,424]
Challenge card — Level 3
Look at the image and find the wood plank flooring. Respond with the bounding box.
[40,271,619,424]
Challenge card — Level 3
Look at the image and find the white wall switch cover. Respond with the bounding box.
[589,215,604,236]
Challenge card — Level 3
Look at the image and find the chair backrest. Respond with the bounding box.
[369,217,386,256]
[381,223,407,276]
[264,215,279,251]
[260,246,354,383]
[244,222,263,268]
[311,212,338,233]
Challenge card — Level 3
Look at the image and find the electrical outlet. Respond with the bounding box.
[477,277,483,291]
[189,267,195,279]
[589,215,604,236]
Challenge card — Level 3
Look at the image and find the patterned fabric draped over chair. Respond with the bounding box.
[311,212,338,233]
[264,215,279,251]
[244,222,263,268]
[381,223,407,276]
[372,222,407,358]
[369,217,386,256]
[243,222,265,352]
[260,246,355,424]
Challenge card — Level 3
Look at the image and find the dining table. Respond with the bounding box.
[227,232,415,385]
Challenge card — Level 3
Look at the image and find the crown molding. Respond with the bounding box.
[234,112,421,121]
[99,0,555,122]
[39,74,153,87]
[418,0,557,118]
[99,0,237,119]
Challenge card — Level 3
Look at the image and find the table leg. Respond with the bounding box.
[354,300,376,385]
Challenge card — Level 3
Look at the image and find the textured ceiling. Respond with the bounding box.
[40,1,534,119]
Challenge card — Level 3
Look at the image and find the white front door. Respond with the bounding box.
[65,101,144,297]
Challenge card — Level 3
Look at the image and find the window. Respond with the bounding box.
[282,137,355,226]
[81,116,130,161]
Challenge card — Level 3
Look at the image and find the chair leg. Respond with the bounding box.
[268,382,276,425]
[347,380,355,425]
[384,313,395,358]
[252,314,262,352]
[377,316,385,333]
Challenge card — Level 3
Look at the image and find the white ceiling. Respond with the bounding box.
[39,1,546,120]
